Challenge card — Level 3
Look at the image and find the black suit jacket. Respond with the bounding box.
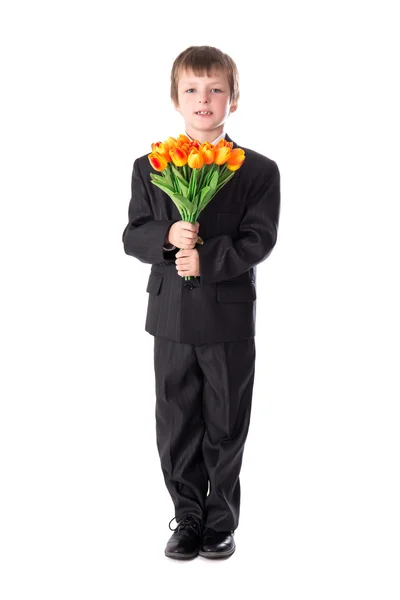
[122,133,280,345]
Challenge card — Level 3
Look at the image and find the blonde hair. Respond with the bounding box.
[170,45,239,106]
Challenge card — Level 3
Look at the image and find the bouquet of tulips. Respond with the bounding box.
[148,133,246,280]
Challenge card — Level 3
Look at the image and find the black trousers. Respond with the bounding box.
[153,335,256,532]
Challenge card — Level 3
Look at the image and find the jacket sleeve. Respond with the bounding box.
[122,158,179,263]
[197,160,280,285]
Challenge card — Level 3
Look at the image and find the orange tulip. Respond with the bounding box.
[200,142,215,165]
[190,140,200,150]
[214,145,231,165]
[163,137,179,152]
[214,139,233,150]
[188,147,205,169]
[148,152,168,172]
[151,142,171,162]
[180,142,191,154]
[170,146,188,167]
[226,148,246,171]
[177,134,191,145]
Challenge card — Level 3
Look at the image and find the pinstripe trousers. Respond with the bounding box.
[153,335,256,532]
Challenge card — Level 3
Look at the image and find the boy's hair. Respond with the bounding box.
[170,46,239,106]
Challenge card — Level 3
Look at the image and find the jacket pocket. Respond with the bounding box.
[146,273,163,295]
[216,281,256,303]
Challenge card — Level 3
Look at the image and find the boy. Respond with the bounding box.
[122,46,280,559]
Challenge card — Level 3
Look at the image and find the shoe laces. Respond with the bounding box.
[168,514,202,536]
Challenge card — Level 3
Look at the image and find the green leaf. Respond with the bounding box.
[217,166,234,185]
[150,174,175,194]
[204,164,218,186]
[200,185,211,204]
[196,169,234,211]
[168,192,194,214]
[208,169,219,192]
[197,163,208,190]
[178,178,189,198]
[150,180,180,200]
[191,193,200,215]
[188,168,198,202]
[215,170,236,193]
[163,168,174,189]
[150,173,166,184]
[171,164,189,187]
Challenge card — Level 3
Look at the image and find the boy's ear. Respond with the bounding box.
[173,101,181,114]
[229,103,238,114]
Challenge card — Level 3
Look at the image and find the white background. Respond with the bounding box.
[1,0,399,598]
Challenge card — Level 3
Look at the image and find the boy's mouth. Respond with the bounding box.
[195,111,213,116]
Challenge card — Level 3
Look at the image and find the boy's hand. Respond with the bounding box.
[175,248,200,277]
[167,220,200,249]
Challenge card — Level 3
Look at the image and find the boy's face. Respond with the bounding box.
[173,67,237,143]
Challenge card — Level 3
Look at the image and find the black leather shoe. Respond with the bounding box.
[199,528,236,559]
[164,514,203,560]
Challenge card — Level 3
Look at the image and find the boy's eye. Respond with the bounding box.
[186,88,222,93]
